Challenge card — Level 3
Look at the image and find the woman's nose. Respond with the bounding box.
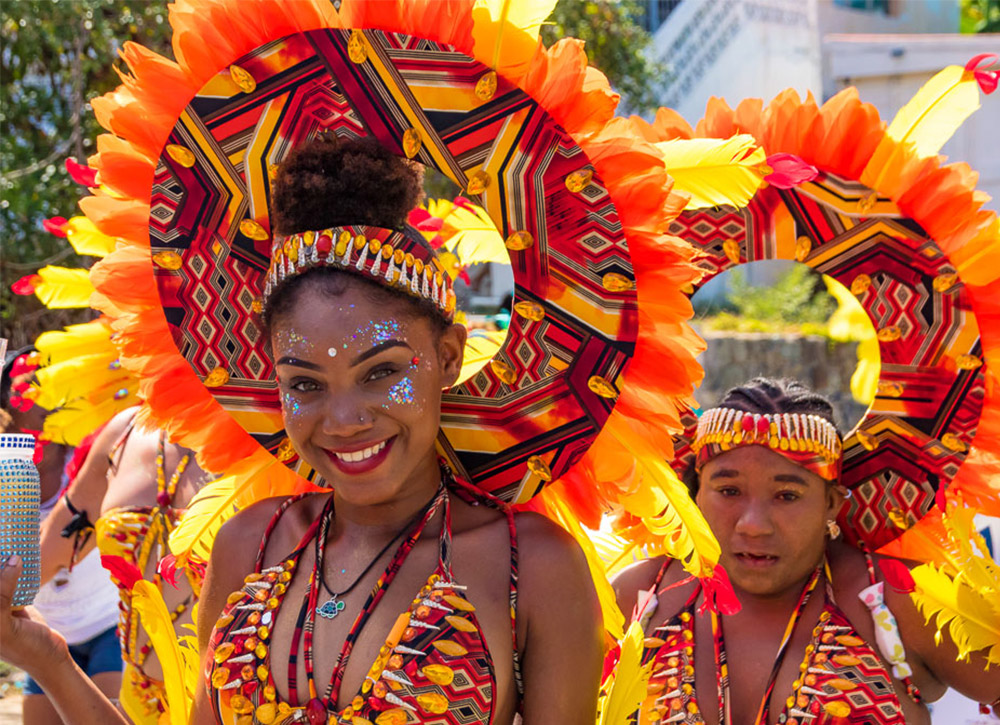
[733,500,774,537]
[320,392,373,437]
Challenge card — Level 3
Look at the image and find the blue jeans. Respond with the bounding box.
[23,625,121,695]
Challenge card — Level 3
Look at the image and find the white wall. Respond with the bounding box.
[824,34,1000,211]
[651,0,822,122]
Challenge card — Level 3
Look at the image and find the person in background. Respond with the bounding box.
[1,349,121,725]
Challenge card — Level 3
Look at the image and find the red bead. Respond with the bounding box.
[316,233,333,255]
[741,414,754,433]
[156,491,171,507]
[756,417,769,435]
[241,680,259,696]
[411,356,420,366]
[305,697,327,725]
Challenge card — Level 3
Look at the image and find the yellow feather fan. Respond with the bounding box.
[885,64,981,158]
[130,581,196,725]
[597,621,655,725]
[64,215,117,257]
[909,504,1000,665]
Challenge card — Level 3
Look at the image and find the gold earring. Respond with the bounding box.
[826,519,841,539]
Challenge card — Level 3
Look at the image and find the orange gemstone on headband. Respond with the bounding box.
[565,168,593,193]
[794,236,811,262]
[526,455,552,482]
[467,170,490,195]
[850,274,872,295]
[602,273,635,292]
[204,367,230,388]
[381,244,394,259]
[933,272,958,292]
[514,300,545,322]
[166,144,196,168]
[354,235,367,251]
[402,128,422,159]
[348,30,367,63]
[152,251,183,270]
[505,231,534,251]
[877,325,902,342]
[723,239,741,264]
[393,249,405,265]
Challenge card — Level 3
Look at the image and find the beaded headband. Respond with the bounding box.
[693,407,843,482]
[263,224,456,322]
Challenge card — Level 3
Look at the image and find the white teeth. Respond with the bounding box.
[335,440,387,463]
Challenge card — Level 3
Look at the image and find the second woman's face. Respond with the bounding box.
[696,445,841,600]
[271,280,465,506]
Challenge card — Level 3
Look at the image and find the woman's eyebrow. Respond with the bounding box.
[708,468,740,479]
[773,473,808,485]
[350,339,412,366]
[276,356,321,370]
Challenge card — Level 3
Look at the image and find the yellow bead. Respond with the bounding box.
[513,301,545,322]
[723,239,741,264]
[402,129,422,159]
[211,666,230,688]
[432,639,469,657]
[443,594,475,612]
[587,375,617,398]
[348,30,367,63]
[229,64,256,93]
[255,702,278,724]
[526,455,552,482]
[240,219,270,241]
[504,231,533,251]
[601,272,635,292]
[565,168,593,193]
[165,144,196,168]
[489,359,517,385]
[794,236,811,262]
[204,367,230,388]
[933,272,958,292]
[475,71,498,101]
[375,710,408,725]
[824,701,851,717]
[213,642,235,663]
[466,170,490,195]
[877,325,902,342]
[417,691,450,714]
[421,663,455,686]
[152,251,183,270]
[850,274,872,295]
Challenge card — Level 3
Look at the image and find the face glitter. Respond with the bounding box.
[328,347,337,357]
[387,377,414,406]
[275,328,314,355]
[281,391,301,417]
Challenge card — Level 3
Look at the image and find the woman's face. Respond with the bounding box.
[271,278,466,506]
[696,445,841,599]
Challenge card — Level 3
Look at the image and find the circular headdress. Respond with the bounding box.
[83,0,717,578]
[644,66,1000,554]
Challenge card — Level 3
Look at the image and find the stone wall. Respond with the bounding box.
[693,329,869,434]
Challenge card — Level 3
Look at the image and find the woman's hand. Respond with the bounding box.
[0,555,71,673]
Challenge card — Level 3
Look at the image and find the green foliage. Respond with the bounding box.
[1,1,171,345]
[960,0,1000,32]
[542,0,667,113]
[713,265,835,332]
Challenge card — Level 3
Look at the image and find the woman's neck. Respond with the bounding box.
[728,567,822,622]
[331,452,443,535]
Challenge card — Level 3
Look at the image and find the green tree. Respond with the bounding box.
[543,0,667,114]
[1,0,171,347]
[961,0,1000,32]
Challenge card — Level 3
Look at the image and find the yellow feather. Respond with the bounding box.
[65,216,116,257]
[886,65,981,158]
[168,454,281,566]
[598,621,654,725]
[655,135,766,210]
[472,0,557,72]
[32,265,94,308]
[910,563,1000,665]
[441,203,510,266]
[130,580,192,724]
[35,319,116,365]
[41,390,137,445]
[607,414,720,578]
[457,330,506,385]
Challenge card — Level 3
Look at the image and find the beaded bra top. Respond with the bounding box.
[95,428,198,720]
[632,556,914,725]
[207,480,520,725]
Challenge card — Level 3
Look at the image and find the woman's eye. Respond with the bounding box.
[366,366,397,383]
[718,487,740,498]
[777,491,800,502]
[290,379,321,392]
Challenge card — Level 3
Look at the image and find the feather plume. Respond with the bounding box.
[598,621,655,725]
[64,216,116,257]
[471,0,557,73]
[910,563,1000,665]
[131,580,193,724]
[168,453,284,566]
[654,135,766,210]
[441,202,509,266]
[457,331,506,385]
[35,318,115,365]
[31,266,94,309]
[886,64,981,158]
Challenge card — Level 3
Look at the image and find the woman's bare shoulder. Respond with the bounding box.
[212,492,328,571]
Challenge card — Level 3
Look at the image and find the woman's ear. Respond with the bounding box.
[826,483,846,520]
[437,322,467,389]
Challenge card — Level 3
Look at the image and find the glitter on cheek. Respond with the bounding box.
[386,377,415,406]
[281,391,302,417]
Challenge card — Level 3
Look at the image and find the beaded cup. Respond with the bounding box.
[0,434,41,607]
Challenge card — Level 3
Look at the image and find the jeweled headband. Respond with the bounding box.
[263,224,456,322]
[692,407,843,482]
